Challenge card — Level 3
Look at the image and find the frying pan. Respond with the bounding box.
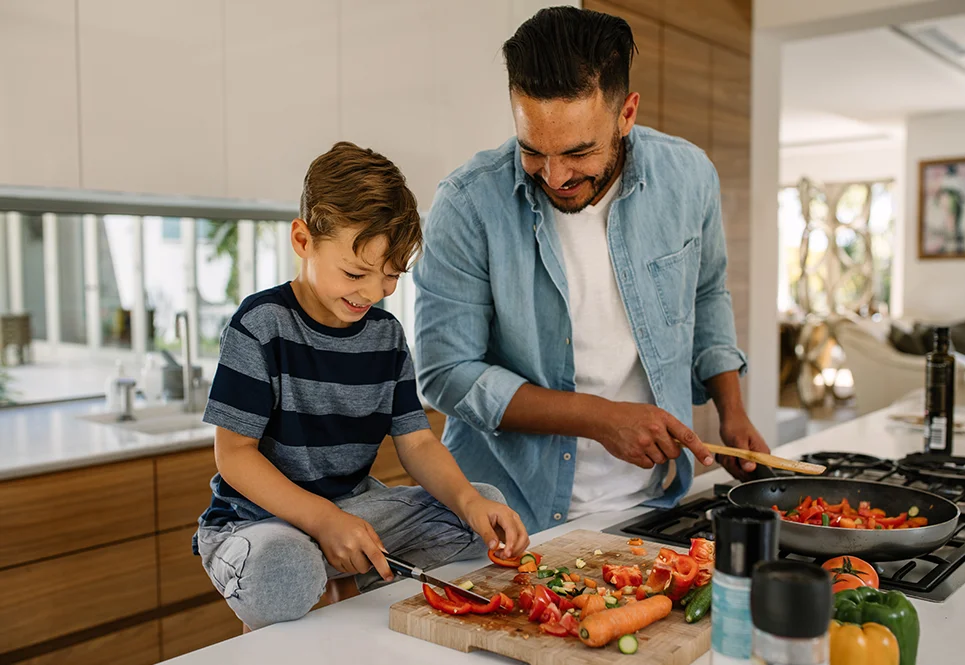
[727,476,962,561]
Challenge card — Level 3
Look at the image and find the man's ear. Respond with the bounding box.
[618,92,640,136]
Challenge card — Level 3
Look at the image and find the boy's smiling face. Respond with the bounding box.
[290,220,402,328]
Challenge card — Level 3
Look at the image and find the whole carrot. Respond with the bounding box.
[578,595,673,647]
[581,594,607,619]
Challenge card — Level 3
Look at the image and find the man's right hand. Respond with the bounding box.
[593,402,715,469]
[311,506,394,582]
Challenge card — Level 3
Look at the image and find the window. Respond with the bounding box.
[20,214,46,340]
[197,219,239,357]
[144,216,187,352]
[777,180,894,316]
[100,215,139,348]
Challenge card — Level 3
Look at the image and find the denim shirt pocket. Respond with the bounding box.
[647,237,700,360]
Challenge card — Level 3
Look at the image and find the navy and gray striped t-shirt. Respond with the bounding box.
[197,282,429,530]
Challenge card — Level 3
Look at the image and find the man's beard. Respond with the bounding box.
[537,132,624,214]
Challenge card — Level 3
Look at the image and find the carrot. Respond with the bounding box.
[581,594,607,620]
[570,574,581,584]
[561,573,572,583]
[572,594,591,609]
[612,590,623,600]
[517,561,538,573]
[630,546,648,556]
[579,595,673,647]
[584,578,597,589]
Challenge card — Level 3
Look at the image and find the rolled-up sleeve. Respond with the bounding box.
[691,164,748,405]
[413,183,527,433]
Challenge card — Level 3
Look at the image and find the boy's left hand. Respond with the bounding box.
[461,495,529,560]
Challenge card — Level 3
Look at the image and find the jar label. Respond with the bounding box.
[712,570,752,661]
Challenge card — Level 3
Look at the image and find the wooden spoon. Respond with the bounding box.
[677,440,827,475]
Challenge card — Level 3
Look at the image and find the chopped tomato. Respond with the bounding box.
[559,611,581,637]
[539,621,570,637]
[519,586,535,610]
[444,587,501,614]
[665,554,698,602]
[535,584,562,607]
[558,597,575,613]
[488,550,521,567]
[540,602,563,625]
[422,584,471,615]
[512,573,531,585]
[528,594,551,623]
[498,592,515,612]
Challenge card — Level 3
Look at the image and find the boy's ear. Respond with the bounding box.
[291,219,312,258]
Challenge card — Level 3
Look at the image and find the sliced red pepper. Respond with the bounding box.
[423,584,471,615]
[876,513,908,528]
[539,621,570,637]
[559,611,581,637]
[689,538,715,586]
[602,564,643,589]
[444,587,501,614]
[665,554,698,602]
[488,550,522,567]
[800,496,813,511]
[498,592,515,612]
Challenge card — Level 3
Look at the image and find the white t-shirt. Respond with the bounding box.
[554,175,661,520]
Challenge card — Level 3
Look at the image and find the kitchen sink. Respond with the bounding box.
[78,403,210,436]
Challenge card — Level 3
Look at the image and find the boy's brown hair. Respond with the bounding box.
[299,141,422,272]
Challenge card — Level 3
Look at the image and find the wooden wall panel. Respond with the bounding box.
[19,622,160,665]
[663,0,752,55]
[0,459,155,568]
[160,599,242,661]
[662,27,711,149]
[591,0,663,21]
[585,0,661,128]
[0,536,158,652]
[156,448,219,531]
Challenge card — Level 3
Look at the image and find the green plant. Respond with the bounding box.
[204,219,240,303]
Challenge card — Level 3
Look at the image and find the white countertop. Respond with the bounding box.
[0,399,215,481]
[161,406,964,665]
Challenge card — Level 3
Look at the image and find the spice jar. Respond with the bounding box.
[751,561,832,665]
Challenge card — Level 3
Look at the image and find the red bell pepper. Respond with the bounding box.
[665,554,698,602]
[876,513,908,528]
[444,587,501,614]
[498,592,514,612]
[602,564,643,589]
[689,538,715,587]
[487,550,521,567]
[423,584,471,615]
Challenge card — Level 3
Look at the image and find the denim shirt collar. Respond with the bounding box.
[511,128,647,207]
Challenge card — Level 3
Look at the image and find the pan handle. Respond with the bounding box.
[748,464,777,480]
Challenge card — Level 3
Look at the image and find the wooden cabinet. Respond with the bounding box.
[160,599,242,661]
[0,536,158,653]
[0,458,155,568]
[663,0,751,55]
[19,622,161,665]
[156,447,218,531]
[159,526,214,605]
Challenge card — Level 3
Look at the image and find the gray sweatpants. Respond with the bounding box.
[195,477,503,629]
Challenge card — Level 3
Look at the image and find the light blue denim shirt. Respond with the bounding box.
[413,125,747,533]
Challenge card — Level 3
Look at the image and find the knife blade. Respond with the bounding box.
[384,552,491,605]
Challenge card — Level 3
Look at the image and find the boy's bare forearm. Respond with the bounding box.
[394,429,479,521]
[214,428,337,535]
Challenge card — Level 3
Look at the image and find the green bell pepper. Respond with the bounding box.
[833,586,919,665]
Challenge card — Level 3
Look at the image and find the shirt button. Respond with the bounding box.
[533,224,537,232]
[622,270,629,281]
[553,512,563,521]
[564,337,570,345]
[563,452,572,461]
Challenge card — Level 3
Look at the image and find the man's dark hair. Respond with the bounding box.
[502,6,637,105]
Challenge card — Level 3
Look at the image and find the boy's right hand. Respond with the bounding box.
[312,507,394,582]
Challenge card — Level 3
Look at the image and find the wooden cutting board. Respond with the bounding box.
[389,529,711,664]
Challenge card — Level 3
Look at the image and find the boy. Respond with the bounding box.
[194,142,529,631]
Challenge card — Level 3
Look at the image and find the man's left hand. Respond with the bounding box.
[718,411,770,481]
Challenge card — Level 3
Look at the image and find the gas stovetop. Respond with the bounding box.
[605,452,965,602]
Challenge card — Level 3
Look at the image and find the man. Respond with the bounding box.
[413,6,768,534]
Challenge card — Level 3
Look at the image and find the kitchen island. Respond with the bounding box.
[163,405,963,665]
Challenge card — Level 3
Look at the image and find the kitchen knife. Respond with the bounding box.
[384,552,492,605]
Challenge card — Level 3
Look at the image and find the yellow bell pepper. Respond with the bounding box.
[830,620,900,665]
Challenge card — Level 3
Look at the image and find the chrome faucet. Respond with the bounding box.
[174,311,201,413]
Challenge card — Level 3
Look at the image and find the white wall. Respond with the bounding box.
[0,0,570,210]
[903,111,965,323]
[780,141,903,186]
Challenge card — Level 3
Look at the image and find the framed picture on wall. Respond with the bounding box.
[919,156,965,259]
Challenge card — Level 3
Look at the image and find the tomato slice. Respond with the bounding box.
[528,594,551,622]
[540,602,563,625]
[559,611,580,637]
[488,550,522,567]
[519,586,535,610]
[535,584,561,607]
[558,596,575,613]
[539,621,570,637]
[444,587,501,614]
[422,584,471,615]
